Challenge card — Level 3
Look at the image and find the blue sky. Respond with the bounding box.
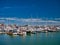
[0,0,60,18]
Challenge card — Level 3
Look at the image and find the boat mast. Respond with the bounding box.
[30,14,32,26]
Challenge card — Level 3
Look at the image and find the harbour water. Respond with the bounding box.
[0,32,60,45]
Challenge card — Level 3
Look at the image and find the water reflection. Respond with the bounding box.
[0,32,60,45]
[0,32,59,38]
[7,34,17,38]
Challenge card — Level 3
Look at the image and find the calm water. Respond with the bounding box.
[0,32,60,45]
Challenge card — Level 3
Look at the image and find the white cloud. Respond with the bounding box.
[5,18,17,20]
[0,20,5,22]
[0,17,60,23]
[4,7,12,9]
[55,18,60,20]
[18,18,58,22]
[0,17,17,20]
[18,18,43,22]
[0,18,5,20]
[3,6,29,9]
[39,20,58,22]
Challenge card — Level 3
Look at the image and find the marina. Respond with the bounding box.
[0,19,60,45]
[0,23,60,35]
[0,0,60,45]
